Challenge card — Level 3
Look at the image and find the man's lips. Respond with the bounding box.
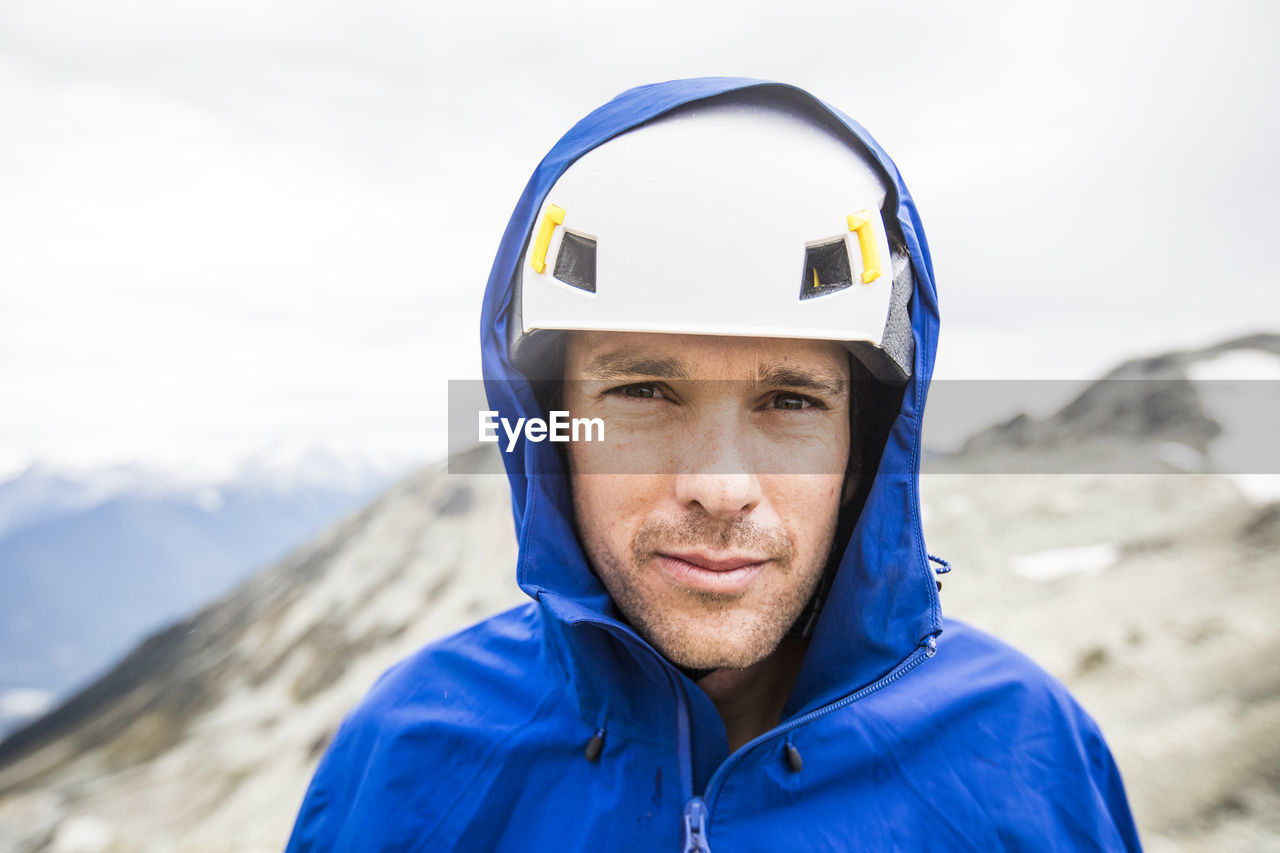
[654,550,771,594]
[658,550,770,572]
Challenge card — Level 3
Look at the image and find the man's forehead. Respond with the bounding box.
[566,331,850,389]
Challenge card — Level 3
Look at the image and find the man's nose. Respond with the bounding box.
[673,425,763,520]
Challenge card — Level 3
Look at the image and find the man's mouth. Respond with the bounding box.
[654,550,771,594]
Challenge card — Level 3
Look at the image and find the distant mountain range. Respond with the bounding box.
[0,449,410,737]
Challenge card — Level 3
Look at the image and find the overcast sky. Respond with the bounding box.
[1,0,1276,477]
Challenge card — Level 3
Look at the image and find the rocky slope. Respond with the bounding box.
[0,446,521,852]
[923,474,1279,852]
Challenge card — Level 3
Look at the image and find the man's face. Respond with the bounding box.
[562,331,851,670]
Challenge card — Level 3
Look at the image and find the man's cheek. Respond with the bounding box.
[585,427,682,476]
[572,474,638,540]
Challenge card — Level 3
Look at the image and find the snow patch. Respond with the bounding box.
[0,686,55,718]
[1186,351,1280,477]
[1153,442,1209,472]
[50,816,113,853]
[1187,349,1280,381]
[1229,475,1280,504]
[1010,543,1120,582]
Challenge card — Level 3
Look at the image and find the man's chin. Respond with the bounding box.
[645,624,782,672]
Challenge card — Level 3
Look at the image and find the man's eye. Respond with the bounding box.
[772,393,818,411]
[612,383,662,399]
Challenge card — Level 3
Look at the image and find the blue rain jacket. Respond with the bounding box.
[287,78,1142,852]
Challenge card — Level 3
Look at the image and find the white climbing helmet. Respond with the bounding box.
[508,89,914,384]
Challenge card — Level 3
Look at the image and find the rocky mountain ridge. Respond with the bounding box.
[955,332,1280,473]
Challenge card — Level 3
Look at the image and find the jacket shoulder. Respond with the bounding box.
[930,617,1099,721]
[906,617,1142,850]
[360,601,548,719]
[286,602,565,851]
[911,617,1119,768]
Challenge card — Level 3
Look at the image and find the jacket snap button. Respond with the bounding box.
[784,742,803,773]
[584,728,606,762]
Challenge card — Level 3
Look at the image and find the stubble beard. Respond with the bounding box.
[586,513,832,670]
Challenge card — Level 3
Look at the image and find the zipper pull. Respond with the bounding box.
[681,796,711,852]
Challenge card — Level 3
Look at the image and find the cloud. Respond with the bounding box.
[0,0,1275,472]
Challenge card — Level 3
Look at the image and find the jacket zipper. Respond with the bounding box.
[677,639,937,851]
[681,796,711,853]
[669,668,709,852]
[573,615,937,852]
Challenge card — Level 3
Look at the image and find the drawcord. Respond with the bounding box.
[928,553,952,592]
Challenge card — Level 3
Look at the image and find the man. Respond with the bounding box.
[287,78,1141,851]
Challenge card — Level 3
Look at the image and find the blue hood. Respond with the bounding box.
[480,77,942,723]
[287,78,1143,853]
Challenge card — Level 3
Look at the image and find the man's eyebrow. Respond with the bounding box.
[756,365,848,398]
[582,351,691,380]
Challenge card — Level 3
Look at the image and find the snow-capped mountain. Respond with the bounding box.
[0,448,412,738]
[952,332,1280,476]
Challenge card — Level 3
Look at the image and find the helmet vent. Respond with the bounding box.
[799,238,853,300]
[553,230,597,293]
